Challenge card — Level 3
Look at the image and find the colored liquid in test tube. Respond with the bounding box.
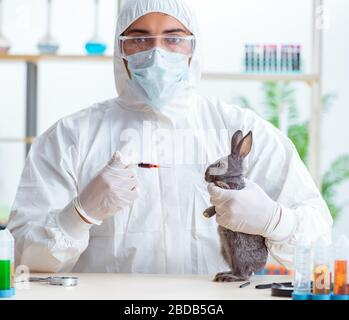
[313,265,331,294]
[0,228,15,298]
[333,235,349,300]
[334,260,347,295]
[312,238,331,299]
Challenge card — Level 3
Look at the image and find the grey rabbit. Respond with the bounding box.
[203,130,268,282]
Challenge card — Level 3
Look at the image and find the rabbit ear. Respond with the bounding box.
[236,131,253,158]
[231,130,243,154]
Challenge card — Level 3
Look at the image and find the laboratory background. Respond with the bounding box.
[0,0,348,246]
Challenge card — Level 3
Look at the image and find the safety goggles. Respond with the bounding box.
[119,35,196,58]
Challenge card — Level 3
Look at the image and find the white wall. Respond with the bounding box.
[0,0,348,238]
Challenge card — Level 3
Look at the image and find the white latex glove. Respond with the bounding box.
[207,179,296,242]
[74,151,139,225]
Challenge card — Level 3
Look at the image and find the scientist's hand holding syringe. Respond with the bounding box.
[72,151,140,225]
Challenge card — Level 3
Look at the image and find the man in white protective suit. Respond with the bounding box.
[8,0,332,274]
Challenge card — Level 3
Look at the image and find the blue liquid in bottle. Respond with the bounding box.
[85,42,107,55]
[38,43,59,54]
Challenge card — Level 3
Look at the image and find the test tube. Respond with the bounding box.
[255,44,261,72]
[244,44,250,72]
[295,45,301,72]
[292,238,312,300]
[312,238,331,300]
[0,228,15,298]
[272,45,277,73]
[262,44,267,72]
[280,45,286,73]
[333,235,349,300]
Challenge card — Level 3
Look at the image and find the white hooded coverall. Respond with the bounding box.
[8,0,332,273]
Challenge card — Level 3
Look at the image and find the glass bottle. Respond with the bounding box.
[333,235,349,300]
[85,0,107,55]
[312,237,331,299]
[37,0,59,54]
[292,236,312,300]
[0,227,15,298]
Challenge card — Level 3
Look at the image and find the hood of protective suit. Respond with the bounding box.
[114,0,201,111]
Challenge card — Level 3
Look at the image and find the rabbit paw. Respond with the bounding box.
[215,181,230,189]
[203,206,216,218]
[213,271,248,282]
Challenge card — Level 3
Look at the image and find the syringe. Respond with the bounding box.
[137,163,171,169]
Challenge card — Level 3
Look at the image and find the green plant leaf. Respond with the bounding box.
[322,155,349,194]
[288,122,309,164]
[321,154,349,220]
[261,82,297,128]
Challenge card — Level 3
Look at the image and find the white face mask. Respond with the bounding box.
[127,48,190,109]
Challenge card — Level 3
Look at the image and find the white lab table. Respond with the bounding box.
[7,273,293,300]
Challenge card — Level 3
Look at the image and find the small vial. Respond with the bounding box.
[244,44,250,72]
[312,238,331,300]
[250,44,255,73]
[333,235,349,300]
[280,45,287,73]
[292,237,312,300]
[0,227,15,298]
[296,45,302,72]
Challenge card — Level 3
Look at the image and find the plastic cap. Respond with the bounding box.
[0,289,14,298]
[310,294,331,300]
[292,292,311,300]
[332,294,349,300]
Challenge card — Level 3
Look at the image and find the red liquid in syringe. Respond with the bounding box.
[137,163,170,169]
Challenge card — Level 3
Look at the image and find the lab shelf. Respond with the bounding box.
[0,53,113,63]
[0,0,324,186]
[0,137,35,144]
[0,54,319,83]
[202,72,319,84]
